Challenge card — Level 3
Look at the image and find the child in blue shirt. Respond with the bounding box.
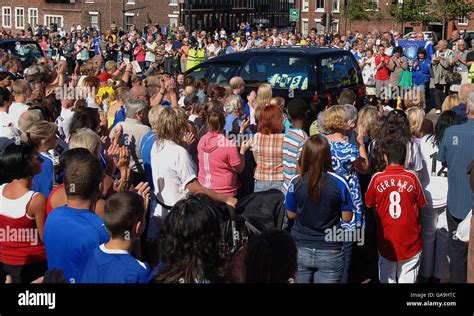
[78,190,152,283]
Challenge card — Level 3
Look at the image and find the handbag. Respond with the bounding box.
[398,69,413,87]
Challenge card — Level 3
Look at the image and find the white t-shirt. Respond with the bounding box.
[8,102,29,128]
[419,135,448,208]
[150,140,197,218]
[0,111,14,127]
[145,42,157,62]
[406,138,424,172]
[56,107,75,139]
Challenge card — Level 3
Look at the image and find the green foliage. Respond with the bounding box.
[391,0,436,24]
[435,0,474,22]
[344,0,378,21]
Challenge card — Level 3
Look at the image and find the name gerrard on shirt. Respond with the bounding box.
[375,178,416,194]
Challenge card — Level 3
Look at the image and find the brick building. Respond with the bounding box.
[297,0,474,39]
[0,0,178,34]
[182,0,295,32]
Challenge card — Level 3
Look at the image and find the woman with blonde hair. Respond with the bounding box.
[323,104,369,282]
[357,105,380,141]
[405,90,425,109]
[270,97,290,132]
[406,106,425,140]
[256,83,273,106]
[249,83,273,125]
[441,94,459,112]
[150,107,237,228]
[21,120,57,198]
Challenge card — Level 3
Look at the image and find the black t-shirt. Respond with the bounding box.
[106,43,118,61]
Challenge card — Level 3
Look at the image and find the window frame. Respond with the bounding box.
[2,6,11,28]
[315,0,325,12]
[15,7,25,30]
[28,8,38,29]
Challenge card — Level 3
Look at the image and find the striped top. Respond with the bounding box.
[282,128,308,193]
[252,133,285,182]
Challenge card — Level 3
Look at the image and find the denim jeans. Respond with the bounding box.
[254,180,284,193]
[296,246,344,283]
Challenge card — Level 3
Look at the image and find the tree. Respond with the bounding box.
[435,0,474,24]
[390,0,436,26]
[343,0,373,21]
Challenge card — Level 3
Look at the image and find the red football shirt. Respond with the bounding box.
[365,165,427,262]
[375,55,391,81]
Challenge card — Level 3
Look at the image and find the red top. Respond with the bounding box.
[375,55,391,81]
[46,184,64,215]
[0,185,46,265]
[365,166,427,262]
[134,46,146,62]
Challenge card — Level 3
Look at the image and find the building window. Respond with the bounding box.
[302,0,309,12]
[302,18,309,36]
[126,0,136,4]
[316,0,324,12]
[367,0,378,10]
[459,16,469,26]
[125,14,134,29]
[44,15,63,29]
[89,12,99,30]
[169,0,178,6]
[168,14,179,28]
[15,7,24,29]
[314,18,324,34]
[332,19,339,32]
[2,7,11,28]
[28,8,38,28]
[333,0,339,12]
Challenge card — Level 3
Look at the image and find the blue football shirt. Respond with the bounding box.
[43,206,110,283]
[78,244,151,283]
[32,152,54,198]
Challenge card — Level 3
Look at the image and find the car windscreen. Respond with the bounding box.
[240,55,309,90]
[320,54,360,89]
[0,41,43,61]
[208,65,238,84]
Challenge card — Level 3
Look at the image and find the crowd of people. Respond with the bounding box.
[0,21,474,285]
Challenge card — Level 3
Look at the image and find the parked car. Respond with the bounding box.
[403,31,438,45]
[0,39,44,69]
[460,30,474,48]
[185,46,365,109]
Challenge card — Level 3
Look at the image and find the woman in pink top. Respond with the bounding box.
[198,109,245,197]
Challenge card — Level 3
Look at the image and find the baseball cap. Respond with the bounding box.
[98,72,112,83]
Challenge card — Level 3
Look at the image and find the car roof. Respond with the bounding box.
[0,38,38,43]
[199,46,348,64]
